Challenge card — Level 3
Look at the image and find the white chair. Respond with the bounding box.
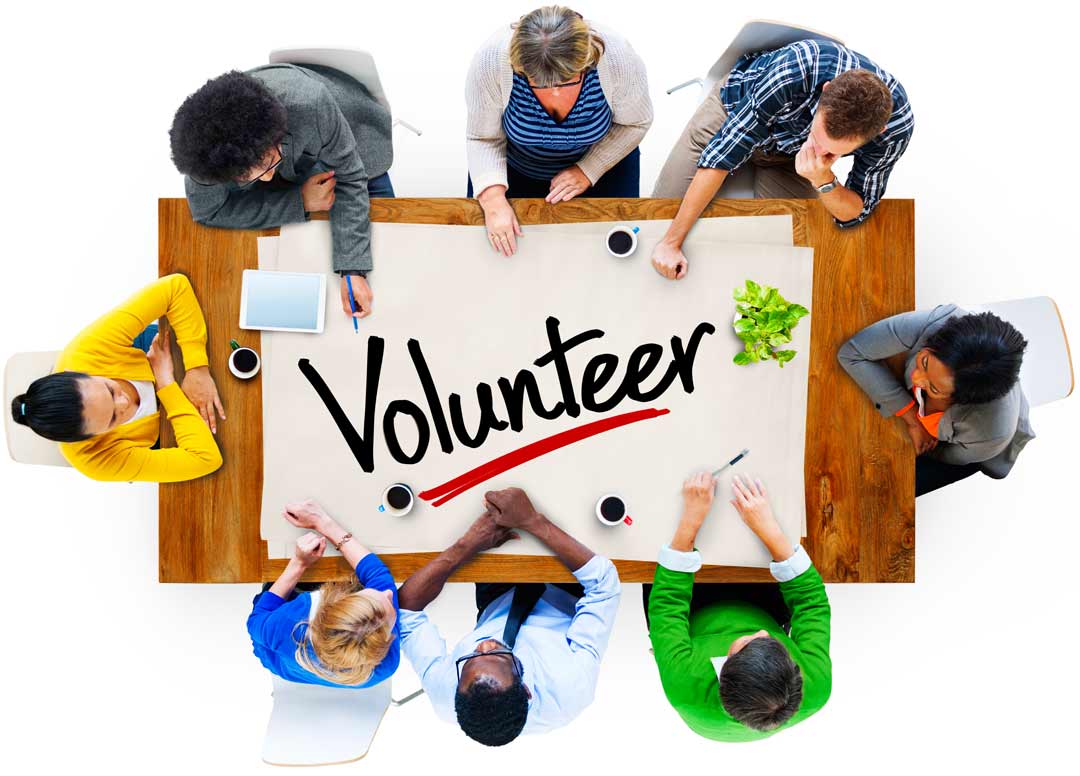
[666,20,844,99]
[4,351,70,467]
[262,676,423,767]
[269,48,422,136]
[964,297,1074,407]
[664,21,843,200]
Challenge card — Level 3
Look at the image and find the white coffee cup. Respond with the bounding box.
[228,342,261,379]
[380,483,415,516]
[605,225,640,258]
[595,494,633,526]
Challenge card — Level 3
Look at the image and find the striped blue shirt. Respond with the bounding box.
[503,68,613,180]
[699,40,914,227]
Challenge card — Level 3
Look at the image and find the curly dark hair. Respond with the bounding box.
[454,675,529,746]
[169,70,287,184]
[719,636,803,732]
[818,69,893,141]
[925,312,1027,405]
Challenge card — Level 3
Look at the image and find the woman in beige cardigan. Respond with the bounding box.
[466,6,653,256]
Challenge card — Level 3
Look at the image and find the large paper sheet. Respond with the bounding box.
[259,218,812,568]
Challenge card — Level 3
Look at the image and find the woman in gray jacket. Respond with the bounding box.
[838,306,1032,495]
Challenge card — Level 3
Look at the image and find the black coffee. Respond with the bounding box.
[600,496,625,522]
[387,485,412,510]
[607,230,633,255]
[233,349,258,373]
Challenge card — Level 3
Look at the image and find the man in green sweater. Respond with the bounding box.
[646,472,832,741]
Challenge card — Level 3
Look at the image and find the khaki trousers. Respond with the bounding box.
[651,78,818,200]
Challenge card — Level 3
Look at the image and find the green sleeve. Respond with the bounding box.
[648,564,711,705]
[780,565,832,712]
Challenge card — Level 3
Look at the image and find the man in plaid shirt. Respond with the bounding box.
[651,39,914,280]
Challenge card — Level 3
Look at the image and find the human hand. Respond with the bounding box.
[730,474,786,546]
[546,164,591,203]
[479,187,523,257]
[905,421,939,456]
[483,487,545,532]
[147,328,175,389]
[651,240,689,280]
[339,275,373,319]
[294,532,327,567]
[794,136,836,188]
[181,366,225,433]
[681,471,717,529]
[283,499,337,536]
[302,171,337,211]
[460,511,520,552]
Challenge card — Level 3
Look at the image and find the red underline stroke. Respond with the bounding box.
[418,407,671,507]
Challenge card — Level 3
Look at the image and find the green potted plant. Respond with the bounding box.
[732,279,809,367]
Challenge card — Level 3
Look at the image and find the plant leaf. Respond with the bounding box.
[733,351,752,366]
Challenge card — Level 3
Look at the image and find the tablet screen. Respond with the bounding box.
[241,270,325,333]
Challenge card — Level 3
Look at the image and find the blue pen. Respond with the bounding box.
[345,274,359,333]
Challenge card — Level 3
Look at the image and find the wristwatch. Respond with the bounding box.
[815,176,839,194]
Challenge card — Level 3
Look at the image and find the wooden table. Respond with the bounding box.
[158,197,914,584]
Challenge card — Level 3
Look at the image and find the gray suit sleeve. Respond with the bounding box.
[837,305,957,417]
[313,84,372,273]
[184,176,306,230]
[928,436,1010,466]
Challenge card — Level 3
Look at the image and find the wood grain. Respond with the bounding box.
[158,196,913,583]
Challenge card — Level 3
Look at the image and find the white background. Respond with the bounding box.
[0,1,1076,773]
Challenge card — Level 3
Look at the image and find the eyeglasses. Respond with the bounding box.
[521,73,584,90]
[235,144,284,189]
[455,647,524,682]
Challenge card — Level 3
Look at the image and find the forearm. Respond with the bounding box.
[659,168,728,248]
[669,515,701,552]
[397,538,476,610]
[528,516,594,571]
[329,180,373,273]
[269,557,309,598]
[758,524,794,562]
[316,518,372,570]
[477,184,508,210]
[817,182,864,223]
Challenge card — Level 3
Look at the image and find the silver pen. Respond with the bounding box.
[712,448,749,477]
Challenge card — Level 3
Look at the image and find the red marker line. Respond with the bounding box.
[418,407,671,507]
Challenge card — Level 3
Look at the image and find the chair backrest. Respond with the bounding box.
[4,351,70,467]
[262,675,392,766]
[269,48,391,114]
[705,20,845,93]
[964,297,1074,407]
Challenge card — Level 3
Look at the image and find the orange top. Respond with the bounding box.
[895,398,944,439]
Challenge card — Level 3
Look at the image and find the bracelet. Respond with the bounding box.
[333,533,353,551]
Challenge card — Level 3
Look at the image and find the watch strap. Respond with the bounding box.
[815,176,839,194]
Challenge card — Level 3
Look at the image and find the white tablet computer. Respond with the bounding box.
[240,270,326,334]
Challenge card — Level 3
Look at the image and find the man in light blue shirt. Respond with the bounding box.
[397,487,621,746]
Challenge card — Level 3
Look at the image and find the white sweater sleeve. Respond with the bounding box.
[576,30,654,184]
[465,32,511,196]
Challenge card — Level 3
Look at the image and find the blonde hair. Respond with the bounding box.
[509,6,605,86]
[293,580,395,686]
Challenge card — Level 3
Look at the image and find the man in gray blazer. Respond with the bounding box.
[170,64,394,318]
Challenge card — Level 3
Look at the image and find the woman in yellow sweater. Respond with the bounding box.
[10,274,224,482]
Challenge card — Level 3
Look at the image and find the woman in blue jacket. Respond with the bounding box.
[247,500,399,687]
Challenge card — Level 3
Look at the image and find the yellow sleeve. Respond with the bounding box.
[64,383,223,483]
[65,274,210,370]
